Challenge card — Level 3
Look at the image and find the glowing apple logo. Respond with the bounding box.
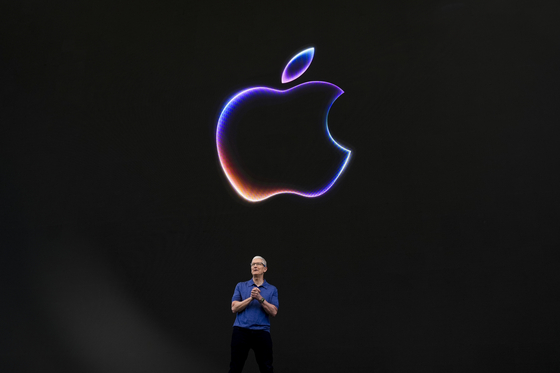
[216,47,352,202]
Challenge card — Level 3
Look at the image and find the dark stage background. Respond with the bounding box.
[2,1,560,372]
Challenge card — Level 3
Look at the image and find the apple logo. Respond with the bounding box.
[216,47,352,202]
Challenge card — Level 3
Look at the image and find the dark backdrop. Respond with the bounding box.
[2,1,560,372]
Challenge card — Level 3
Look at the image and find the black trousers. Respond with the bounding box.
[228,326,273,373]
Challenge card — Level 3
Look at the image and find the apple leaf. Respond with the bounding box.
[281,47,315,84]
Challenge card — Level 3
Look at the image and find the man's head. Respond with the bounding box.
[250,256,268,276]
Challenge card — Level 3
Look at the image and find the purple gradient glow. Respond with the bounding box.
[281,48,315,84]
[216,81,351,202]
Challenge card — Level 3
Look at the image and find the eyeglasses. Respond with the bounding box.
[250,262,265,267]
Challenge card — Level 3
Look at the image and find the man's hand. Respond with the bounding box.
[251,287,261,300]
[232,289,259,313]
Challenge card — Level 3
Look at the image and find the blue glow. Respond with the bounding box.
[216,81,351,202]
[281,48,315,84]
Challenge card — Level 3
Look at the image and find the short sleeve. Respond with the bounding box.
[270,287,279,309]
[231,283,242,302]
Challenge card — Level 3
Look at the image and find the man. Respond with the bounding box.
[229,256,279,373]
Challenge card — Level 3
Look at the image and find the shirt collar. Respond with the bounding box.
[249,278,268,288]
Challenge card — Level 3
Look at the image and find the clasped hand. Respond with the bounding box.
[251,287,262,301]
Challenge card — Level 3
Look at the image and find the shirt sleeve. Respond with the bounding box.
[231,283,242,302]
[270,287,279,309]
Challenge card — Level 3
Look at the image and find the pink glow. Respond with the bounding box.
[216,82,351,202]
[281,48,315,84]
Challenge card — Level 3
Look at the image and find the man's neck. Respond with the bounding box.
[252,275,264,286]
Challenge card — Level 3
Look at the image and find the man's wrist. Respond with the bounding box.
[260,297,265,304]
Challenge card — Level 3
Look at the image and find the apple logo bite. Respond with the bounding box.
[216,47,352,202]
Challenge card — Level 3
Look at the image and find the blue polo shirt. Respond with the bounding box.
[232,279,279,332]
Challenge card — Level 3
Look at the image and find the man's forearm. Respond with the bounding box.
[231,297,253,313]
[260,299,278,317]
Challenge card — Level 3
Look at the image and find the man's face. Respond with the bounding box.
[250,259,267,276]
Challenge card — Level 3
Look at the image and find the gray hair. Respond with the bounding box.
[252,256,267,267]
